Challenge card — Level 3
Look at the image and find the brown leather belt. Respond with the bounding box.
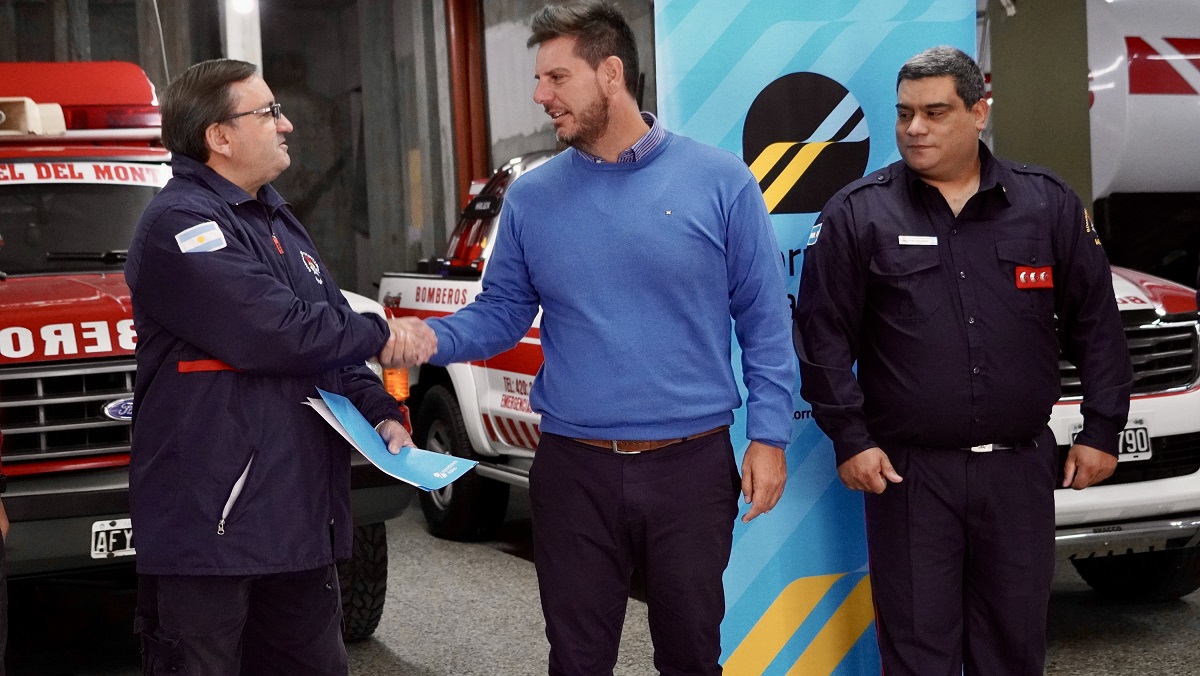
[572,425,729,455]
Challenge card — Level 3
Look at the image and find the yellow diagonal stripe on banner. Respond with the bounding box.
[723,574,843,675]
[786,575,876,676]
[748,142,797,182]
[762,142,832,212]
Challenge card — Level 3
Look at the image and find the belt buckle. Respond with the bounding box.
[612,441,641,455]
[970,444,994,453]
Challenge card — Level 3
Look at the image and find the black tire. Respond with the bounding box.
[414,384,509,541]
[338,522,388,642]
[1072,547,1200,602]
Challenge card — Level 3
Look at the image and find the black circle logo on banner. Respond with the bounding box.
[743,72,870,214]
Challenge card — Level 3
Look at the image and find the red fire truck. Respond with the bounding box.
[0,61,410,641]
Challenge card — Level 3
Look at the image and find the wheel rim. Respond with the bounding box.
[425,420,455,510]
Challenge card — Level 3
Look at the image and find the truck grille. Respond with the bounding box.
[0,359,135,462]
[1060,322,1199,398]
[1056,432,1200,489]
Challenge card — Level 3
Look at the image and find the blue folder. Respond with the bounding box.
[309,388,477,492]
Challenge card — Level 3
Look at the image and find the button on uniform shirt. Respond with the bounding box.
[794,143,1133,465]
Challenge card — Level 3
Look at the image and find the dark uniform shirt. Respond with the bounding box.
[795,143,1133,465]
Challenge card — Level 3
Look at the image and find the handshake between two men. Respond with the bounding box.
[379,317,438,369]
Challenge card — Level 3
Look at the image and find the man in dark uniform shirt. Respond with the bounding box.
[794,47,1133,675]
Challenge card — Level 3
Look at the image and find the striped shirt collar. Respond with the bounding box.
[576,112,664,163]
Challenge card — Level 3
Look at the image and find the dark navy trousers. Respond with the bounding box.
[530,432,741,676]
[135,564,347,676]
[865,428,1058,676]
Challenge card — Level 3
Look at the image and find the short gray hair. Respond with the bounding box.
[161,59,258,162]
[897,46,985,108]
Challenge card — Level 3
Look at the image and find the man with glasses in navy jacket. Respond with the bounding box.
[126,59,432,675]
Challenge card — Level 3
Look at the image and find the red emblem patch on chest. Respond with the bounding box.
[1015,266,1053,289]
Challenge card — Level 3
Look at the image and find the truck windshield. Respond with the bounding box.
[0,182,157,275]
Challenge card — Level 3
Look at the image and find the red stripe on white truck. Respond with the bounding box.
[482,414,500,443]
[476,342,542,378]
[1126,36,1200,95]
[520,420,540,447]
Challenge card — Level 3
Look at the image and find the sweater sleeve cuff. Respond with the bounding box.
[751,438,790,452]
[428,320,455,366]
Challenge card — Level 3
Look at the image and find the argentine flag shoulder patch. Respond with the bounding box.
[807,222,823,246]
[175,221,227,253]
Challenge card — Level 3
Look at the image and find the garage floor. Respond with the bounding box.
[358,495,1200,676]
[8,494,1200,674]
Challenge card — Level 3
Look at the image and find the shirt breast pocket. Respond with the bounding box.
[868,247,943,323]
[995,238,1056,318]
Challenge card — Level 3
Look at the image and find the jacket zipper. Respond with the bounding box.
[217,454,255,535]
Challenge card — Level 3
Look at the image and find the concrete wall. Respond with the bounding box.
[355,0,457,286]
[0,0,215,90]
[257,0,457,292]
[259,2,363,291]
[986,0,1093,204]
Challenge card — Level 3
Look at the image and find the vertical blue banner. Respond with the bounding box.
[654,2,975,674]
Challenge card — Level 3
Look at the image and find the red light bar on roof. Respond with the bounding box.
[0,61,160,132]
[61,106,161,130]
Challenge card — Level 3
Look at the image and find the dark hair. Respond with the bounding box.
[528,1,640,97]
[160,59,258,162]
[897,46,986,109]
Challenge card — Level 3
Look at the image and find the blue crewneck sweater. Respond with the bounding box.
[429,132,795,448]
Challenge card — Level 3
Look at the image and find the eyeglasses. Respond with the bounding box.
[219,102,282,123]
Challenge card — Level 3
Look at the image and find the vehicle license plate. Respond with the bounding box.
[90,518,135,559]
[1068,415,1151,463]
[1117,426,1152,462]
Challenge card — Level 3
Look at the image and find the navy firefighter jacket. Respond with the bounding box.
[795,143,1133,466]
[125,155,396,576]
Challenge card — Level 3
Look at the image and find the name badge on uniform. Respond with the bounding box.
[1015,265,1053,289]
[898,235,937,246]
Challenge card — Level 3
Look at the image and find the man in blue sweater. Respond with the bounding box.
[417,2,795,674]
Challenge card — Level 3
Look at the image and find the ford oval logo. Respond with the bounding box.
[102,398,135,421]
